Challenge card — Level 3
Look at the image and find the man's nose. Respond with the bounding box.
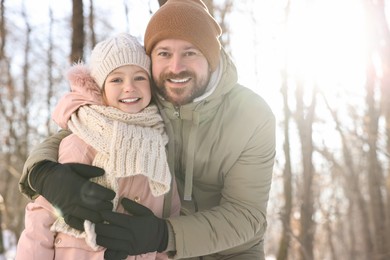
[169,55,186,74]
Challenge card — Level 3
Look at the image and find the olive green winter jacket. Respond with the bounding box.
[19,49,275,259]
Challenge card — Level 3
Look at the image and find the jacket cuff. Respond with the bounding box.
[165,220,177,258]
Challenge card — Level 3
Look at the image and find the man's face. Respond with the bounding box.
[151,39,211,106]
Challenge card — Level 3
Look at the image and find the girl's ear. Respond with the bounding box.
[101,86,109,106]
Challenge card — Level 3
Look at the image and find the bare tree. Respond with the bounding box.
[45,7,55,136]
[321,94,373,259]
[0,0,5,60]
[0,0,6,252]
[0,0,33,241]
[199,0,233,55]
[372,0,390,253]
[71,0,85,63]
[365,58,387,260]
[277,2,293,259]
[295,81,317,260]
[88,0,96,48]
[158,0,167,6]
[277,60,293,260]
[21,0,31,141]
[363,1,389,258]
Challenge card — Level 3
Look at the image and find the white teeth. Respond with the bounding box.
[170,78,190,83]
[120,98,139,103]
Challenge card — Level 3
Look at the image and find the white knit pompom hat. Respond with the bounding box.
[89,33,151,89]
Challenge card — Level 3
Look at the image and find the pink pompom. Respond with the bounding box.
[67,63,103,103]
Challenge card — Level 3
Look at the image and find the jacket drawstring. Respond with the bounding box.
[183,111,200,201]
[161,108,176,218]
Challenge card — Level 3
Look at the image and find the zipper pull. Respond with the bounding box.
[173,107,180,118]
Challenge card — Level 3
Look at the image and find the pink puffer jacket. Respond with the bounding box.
[16,134,181,260]
[16,64,181,259]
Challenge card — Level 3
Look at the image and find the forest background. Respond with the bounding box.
[1,0,390,259]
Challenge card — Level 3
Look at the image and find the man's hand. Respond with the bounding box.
[29,160,116,230]
[95,198,168,258]
[103,249,128,260]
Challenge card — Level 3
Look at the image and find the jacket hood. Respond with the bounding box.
[52,64,103,129]
[192,48,237,103]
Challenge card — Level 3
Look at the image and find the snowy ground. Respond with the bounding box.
[0,230,17,260]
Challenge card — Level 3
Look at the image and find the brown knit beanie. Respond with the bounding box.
[90,33,151,89]
[144,0,222,72]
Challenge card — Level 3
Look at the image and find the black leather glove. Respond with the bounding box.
[96,198,168,258]
[29,160,116,230]
[104,249,128,260]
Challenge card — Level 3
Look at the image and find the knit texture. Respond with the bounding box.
[144,0,222,71]
[90,33,151,88]
[50,104,171,250]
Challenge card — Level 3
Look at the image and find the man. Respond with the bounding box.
[19,0,275,259]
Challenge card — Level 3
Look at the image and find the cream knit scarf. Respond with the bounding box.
[51,104,171,250]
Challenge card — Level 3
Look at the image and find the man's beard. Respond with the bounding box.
[154,71,210,106]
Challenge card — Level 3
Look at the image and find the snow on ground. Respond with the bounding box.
[0,230,17,260]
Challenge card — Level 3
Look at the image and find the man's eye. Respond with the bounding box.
[157,51,170,57]
[184,51,197,56]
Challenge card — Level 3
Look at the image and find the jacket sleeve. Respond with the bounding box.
[19,63,101,199]
[167,105,275,259]
[15,196,57,260]
[58,134,96,164]
[19,130,71,199]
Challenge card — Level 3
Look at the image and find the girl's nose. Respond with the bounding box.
[123,81,135,92]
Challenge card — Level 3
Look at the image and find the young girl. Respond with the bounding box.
[16,33,180,260]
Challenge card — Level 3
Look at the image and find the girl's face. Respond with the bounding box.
[103,65,151,114]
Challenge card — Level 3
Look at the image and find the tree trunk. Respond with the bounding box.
[70,0,84,63]
[158,0,167,7]
[277,15,292,257]
[322,95,373,259]
[295,81,316,260]
[0,0,5,59]
[364,1,388,258]
[45,7,54,136]
[373,0,390,254]
[88,0,96,48]
[0,0,4,253]
[366,60,387,260]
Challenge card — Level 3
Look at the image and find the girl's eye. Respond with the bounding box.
[109,78,122,83]
[135,76,147,81]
